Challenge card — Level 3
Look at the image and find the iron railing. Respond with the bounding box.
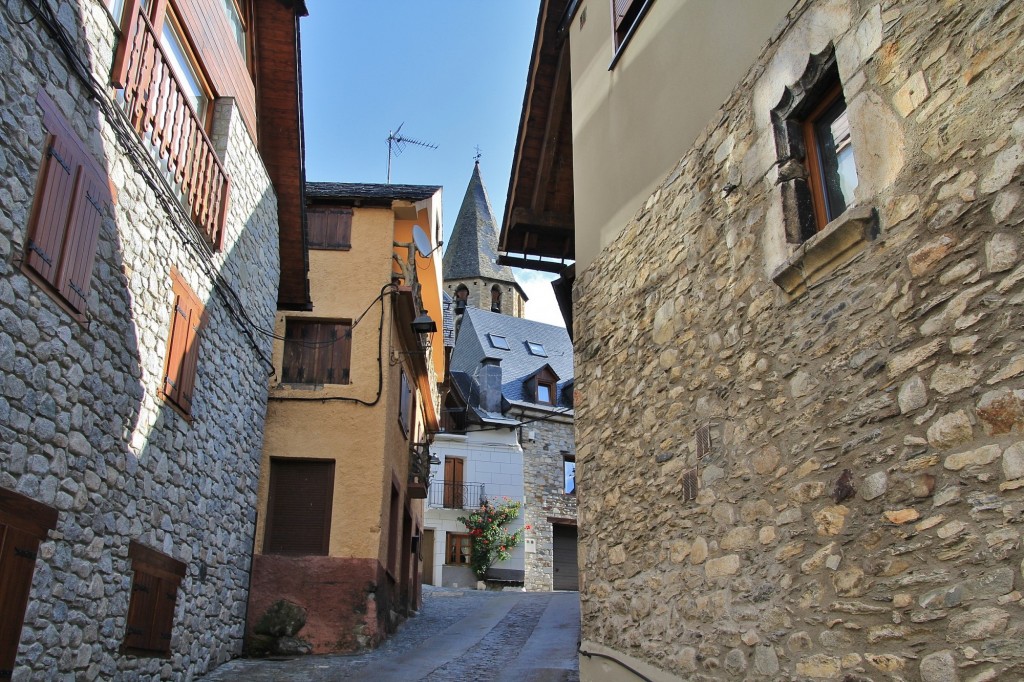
[112,1,230,249]
[428,482,486,510]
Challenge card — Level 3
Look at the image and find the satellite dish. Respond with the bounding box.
[412,224,432,258]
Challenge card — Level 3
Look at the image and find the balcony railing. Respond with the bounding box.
[112,2,230,249]
[428,482,486,510]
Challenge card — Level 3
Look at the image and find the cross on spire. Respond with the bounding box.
[474,145,482,163]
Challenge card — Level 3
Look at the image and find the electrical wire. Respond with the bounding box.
[267,284,393,407]
[14,0,277,371]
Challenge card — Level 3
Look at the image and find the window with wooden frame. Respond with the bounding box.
[281,319,352,385]
[611,0,653,57]
[387,482,401,577]
[398,369,413,437]
[0,489,58,679]
[23,91,111,322]
[524,365,560,406]
[771,46,859,241]
[122,542,186,657]
[220,0,248,63]
[161,270,204,417]
[307,208,353,250]
[446,533,472,566]
[263,459,335,556]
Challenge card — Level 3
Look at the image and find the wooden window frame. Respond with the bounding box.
[307,208,353,250]
[22,90,112,324]
[263,458,335,556]
[281,319,352,386]
[0,489,59,679]
[398,368,413,437]
[122,542,186,658]
[802,82,850,232]
[446,533,472,567]
[160,269,205,419]
[536,380,556,405]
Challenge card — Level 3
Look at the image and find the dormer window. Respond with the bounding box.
[488,333,510,350]
[526,341,547,357]
[536,381,555,405]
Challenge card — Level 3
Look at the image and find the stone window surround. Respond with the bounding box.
[768,42,880,300]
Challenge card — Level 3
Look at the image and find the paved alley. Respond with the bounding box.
[201,587,580,682]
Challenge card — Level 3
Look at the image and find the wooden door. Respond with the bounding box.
[422,530,435,585]
[552,524,579,591]
[443,458,464,509]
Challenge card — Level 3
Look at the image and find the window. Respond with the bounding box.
[160,10,210,123]
[490,285,502,313]
[122,542,186,657]
[563,456,576,495]
[536,382,554,405]
[610,0,653,63]
[443,457,465,509]
[387,483,401,577]
[771,45,859,241]
[161,270,204,416]
[398,369,413,436]
[0,488,58,677]
[23,91,111,321]
[446,533,472,566]
[264,459,335,556]
[281,320,352,385]
[526,341,547,357]
[220,0,247,61]
[307,208,352,250]
[488,333,510,351]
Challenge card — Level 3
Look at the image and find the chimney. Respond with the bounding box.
[478,358,503,413]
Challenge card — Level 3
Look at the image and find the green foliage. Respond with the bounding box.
[457,498,523,580]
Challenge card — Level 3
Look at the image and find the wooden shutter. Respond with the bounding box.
[281,320,304,383]
[264,459,334,555]
[335,325,352,384]
[307,209,352,249]
[313,324,334,384]
[25,91,110,319]
[0,489,59,679]
[149,577,178,651]
[0,525,43,678]
[123,568,159,651]
[162,271,204,415]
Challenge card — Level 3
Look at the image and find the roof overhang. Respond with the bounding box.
[499,0,577,275]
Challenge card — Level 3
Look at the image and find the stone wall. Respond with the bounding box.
[520,414,576,592]
[575,0,1024,679]
[1,0,279,679]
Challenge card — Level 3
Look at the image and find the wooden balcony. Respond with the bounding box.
[112,2,230,249]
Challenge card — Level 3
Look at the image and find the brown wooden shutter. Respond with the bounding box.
[123,568,159,651]
[57,167,109,313]
[307,211,325,248]
[148,577,178,651]
[329,209,352,248]
[163,289,189,405]
[313,323,333,384]
[176,303,202,414]
[0,525,43,679]
[264,459,334,555]
[25,133,79,285]
[281,321,303,383]
[328,323,352,384]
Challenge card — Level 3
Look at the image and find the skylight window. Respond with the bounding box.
[526,341,547,357]
[488,333,510,350]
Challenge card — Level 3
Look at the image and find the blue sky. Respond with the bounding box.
[299,1,564,326]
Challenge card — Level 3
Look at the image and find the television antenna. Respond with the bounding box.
[386,123,437,183]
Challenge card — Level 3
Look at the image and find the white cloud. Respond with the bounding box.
[515,269,565,328]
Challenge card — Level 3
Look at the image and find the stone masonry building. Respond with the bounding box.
[504,0,1024,679]
[0,0,308,678]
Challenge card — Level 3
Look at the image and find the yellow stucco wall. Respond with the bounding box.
[568,0,796,272]
[256,204,432,561]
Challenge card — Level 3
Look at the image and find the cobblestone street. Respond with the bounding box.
[201,587,580,681]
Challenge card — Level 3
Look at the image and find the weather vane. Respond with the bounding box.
[474,145,482,162]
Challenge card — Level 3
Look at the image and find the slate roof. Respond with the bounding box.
[442,163,522,291]
[306,182,441,202]
[450,307,573,411]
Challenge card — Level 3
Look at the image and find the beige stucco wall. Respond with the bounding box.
[568,0,796,272]
[256,205,426,561]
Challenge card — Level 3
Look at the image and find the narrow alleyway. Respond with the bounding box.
[201,587,580,681]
